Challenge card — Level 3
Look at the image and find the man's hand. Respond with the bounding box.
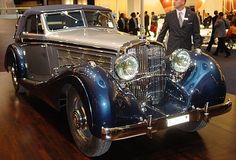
[195,48,202,54]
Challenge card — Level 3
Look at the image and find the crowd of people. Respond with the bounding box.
[117,11,158,37]
[204,10,236,57]
[117,0,236,58]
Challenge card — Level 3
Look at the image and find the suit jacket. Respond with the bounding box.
[129,18,138,35]
[214,18,230,38]
[209,15,218,37]
[118,18,128,32]
[212,15,218,29]
[157,8,202,54]
[145,15,150,27]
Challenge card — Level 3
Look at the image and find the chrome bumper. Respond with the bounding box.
[101,101,232,141]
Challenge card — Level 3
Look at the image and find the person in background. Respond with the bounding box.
[136,12,140,19]
[206,10,218,52]
[227,11,233,23]
[118,13,128,33]
[144,11,151,37]
[213,12,231,57]
[150,11,158,37]
[136,12,141,28]
[129,12,139,35]
[157,0,201,55]
[197,11,202,24]
[226,20,236,45]
[231,12,236,25]
[203,13,212,28]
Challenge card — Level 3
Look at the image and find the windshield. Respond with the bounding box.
[45,11,84,31]
[84,10,115,28]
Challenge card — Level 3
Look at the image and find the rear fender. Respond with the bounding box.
[4,44,26,78]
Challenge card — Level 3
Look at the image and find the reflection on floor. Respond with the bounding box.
[0,71,236,160]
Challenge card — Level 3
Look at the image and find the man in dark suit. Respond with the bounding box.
[157,0,202,55]
[117,13,128,33]
[206,10,218,52]
[144,11,151,36]
[129,12,139,35]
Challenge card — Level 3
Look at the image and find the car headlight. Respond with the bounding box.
[171,49,191,73]
[115,55,139,80]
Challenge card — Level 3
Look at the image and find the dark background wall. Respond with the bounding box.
[14,0,95,6]
[87,0,94,5]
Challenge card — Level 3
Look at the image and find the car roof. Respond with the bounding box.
[23,4,111,17]
[15,5,111,37]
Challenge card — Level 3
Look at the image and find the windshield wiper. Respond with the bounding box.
[61,11,80,24]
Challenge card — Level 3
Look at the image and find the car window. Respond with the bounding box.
[45,11,84,31]
[25,15,44,34]
[84,10,115,28]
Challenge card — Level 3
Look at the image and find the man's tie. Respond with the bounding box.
[178,12,183,27]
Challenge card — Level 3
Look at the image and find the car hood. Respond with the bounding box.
[46,28,139,51]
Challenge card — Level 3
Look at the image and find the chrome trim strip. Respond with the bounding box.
[21,39,118,55]
[101,101,232,141]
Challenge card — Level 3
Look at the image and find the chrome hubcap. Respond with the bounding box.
[70,96,91,142]
[10,66,18,89]
[72,99,87,130]
[72,110,85,129]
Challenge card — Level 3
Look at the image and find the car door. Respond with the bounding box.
[21,14,52,81]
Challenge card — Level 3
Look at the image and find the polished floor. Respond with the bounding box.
[0,73,236,160]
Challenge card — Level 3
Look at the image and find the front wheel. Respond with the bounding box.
[177,120,207,132]
[66,87,111,157]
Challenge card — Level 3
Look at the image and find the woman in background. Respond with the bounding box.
[150,12,158,37]
[213,12,231,57]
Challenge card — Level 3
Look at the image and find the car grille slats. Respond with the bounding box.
[56,47,115,71]
[127,44,166,105]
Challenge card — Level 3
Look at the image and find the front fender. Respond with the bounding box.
[34,64,115,137]
[73,65,143,137]
[180,52,226,108]
[73,65,115,137]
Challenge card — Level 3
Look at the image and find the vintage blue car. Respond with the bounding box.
[4,5,232,157]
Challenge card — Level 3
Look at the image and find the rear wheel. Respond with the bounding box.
[67,87,111,157]
[8,62,25,94]
[177,120,207,132]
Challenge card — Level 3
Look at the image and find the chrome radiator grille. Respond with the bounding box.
[127,44,166,105]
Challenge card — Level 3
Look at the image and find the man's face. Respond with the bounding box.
[174,0,186,10]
